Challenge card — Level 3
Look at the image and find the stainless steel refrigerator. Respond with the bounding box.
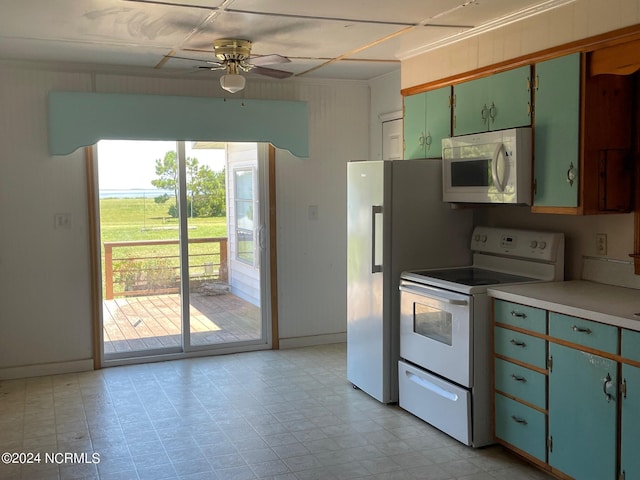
[347,159,473,403]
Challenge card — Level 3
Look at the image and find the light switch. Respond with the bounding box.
[54,213,71,229]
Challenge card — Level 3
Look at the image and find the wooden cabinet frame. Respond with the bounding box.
[402,23,640,274]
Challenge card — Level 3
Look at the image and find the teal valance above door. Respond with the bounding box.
[48,92,309,158]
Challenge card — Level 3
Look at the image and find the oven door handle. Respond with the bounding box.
[399,285,468,306]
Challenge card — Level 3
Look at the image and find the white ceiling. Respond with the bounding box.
[0,0,574,82]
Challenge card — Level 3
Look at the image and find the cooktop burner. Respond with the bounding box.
[408,267,538,287]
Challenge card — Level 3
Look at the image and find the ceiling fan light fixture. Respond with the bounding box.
[220,72,246,93]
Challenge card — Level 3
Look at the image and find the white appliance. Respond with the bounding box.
[347,159,473,404]
[442,127,532,204]
[398,226,564,446]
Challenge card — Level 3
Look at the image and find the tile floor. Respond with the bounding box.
[0,344,553,480]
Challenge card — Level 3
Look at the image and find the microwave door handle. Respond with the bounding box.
[491,143,506,192]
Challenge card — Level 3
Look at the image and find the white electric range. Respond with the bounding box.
[398,226,564,447]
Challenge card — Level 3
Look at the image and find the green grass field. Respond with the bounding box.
[100,197,229,295]
[100,197,227,242]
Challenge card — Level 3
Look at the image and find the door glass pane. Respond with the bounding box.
[98,140,183,357]
[97,140,266,359]
[414,303,452,346]
[235,169,255,265]
[185,143,262,347]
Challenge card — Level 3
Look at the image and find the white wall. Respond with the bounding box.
[369,70,402,161]
[274,83,370,346]
[402,0,640,88]
[0,66,94,378]
[0,62,370,376]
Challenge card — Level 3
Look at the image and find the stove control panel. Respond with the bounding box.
[471,226,564,262]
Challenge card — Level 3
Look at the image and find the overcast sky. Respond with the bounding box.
[97,140,225,190]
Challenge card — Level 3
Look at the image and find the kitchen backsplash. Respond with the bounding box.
[582,256,640,290]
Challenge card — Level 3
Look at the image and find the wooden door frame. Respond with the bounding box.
[86,143,280,369]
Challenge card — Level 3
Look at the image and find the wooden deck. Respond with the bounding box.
[102,291,261,355]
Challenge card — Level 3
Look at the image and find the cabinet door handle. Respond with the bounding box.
[511,415,528,425]
[418,133,425,147]
[603,373,613,403]
[566,162,575,187]
[572,325,592,335]
[510,311,527,319]
[481,104,489,124]
[511,374,527,383]
[425,131,432,150]
[510,339,527,348]
[488,102,496,122]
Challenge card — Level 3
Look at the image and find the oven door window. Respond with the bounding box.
[413,303,452,346]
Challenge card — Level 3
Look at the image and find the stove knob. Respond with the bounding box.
[538,241,547,250]
[481,235,487,243]
[474,234,481,242]
[530,240,538,249]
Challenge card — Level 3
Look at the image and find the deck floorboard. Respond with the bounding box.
[103,292,261,355]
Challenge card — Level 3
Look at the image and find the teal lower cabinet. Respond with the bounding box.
[548,343,617,480]
[621,364,640,480]
[495,393,546,462]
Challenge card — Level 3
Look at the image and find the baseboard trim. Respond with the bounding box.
[0,359,94,380]
[278,332,346,349]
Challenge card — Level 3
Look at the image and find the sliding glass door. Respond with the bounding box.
[95,140,269,362]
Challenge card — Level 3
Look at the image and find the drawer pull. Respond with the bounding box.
[510,339,527,347]
[511,415,528,425]
[510,311,527,319]
[511,374,527,383]
[572,325,592,335]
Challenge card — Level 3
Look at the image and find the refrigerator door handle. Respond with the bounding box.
[371,205,383,273]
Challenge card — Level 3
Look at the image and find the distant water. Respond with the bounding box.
[99,189,174,199]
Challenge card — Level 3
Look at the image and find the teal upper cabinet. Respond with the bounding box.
[532,53,580,209]
[403,86,451,159]
[453,65,532,136]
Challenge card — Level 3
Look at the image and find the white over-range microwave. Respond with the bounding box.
[442,127,532,204]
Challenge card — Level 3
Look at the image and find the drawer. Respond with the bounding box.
[495,326,547,369]
[622,329,640,363]
[398,360,471,446]
[494,358,546,409]
[495,393,546,462]
[548,313,618,354]
[494,300,546,334]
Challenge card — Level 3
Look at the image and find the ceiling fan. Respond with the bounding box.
[193,38,293,93]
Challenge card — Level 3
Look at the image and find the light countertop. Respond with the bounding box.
[488,280,640,331]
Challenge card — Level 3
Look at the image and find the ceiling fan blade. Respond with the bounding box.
[170,55,224,67]
[252,66,293,79]
[196,65,225,71]
[248,54,291,67]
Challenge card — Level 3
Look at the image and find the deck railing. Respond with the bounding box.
[103,237,228,299]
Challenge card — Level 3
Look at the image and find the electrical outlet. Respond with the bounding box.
[596,233,607,255]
